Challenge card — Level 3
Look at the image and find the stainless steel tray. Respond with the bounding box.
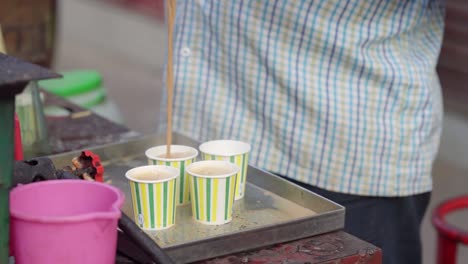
[50,133,345,263]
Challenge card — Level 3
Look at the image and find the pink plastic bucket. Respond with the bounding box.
[10,180,124,264]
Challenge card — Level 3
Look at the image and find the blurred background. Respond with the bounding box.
[1,0,468,263]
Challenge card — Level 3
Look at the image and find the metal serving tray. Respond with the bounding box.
[49,133,345,263]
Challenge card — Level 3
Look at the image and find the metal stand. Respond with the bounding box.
[0,53,59,263]
[0,98,14,262]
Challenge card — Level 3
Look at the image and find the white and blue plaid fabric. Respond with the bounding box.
[163,0,445,196]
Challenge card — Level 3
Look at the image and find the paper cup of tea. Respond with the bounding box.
[125,165,179,230]
[186,160,239,225]
[146,145,198,206]
[199,140,251,200]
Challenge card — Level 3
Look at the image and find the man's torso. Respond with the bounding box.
[165,0,446,196]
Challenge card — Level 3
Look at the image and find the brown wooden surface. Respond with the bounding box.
[199,231,381,264]
[0,0,56,67]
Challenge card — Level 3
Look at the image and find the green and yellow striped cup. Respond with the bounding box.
[199,140,251,200]
[186,160,239,225]
[145,145,198,206]
[125,165,179,230]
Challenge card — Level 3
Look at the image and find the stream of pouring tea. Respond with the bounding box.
[166,0,177,157]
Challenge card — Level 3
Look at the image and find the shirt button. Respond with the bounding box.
[181,47,191,57]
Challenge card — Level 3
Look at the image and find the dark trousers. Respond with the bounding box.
[280,176,431,264]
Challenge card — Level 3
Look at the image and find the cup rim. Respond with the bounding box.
[199,140,251,157]
[125,165,179,184]
[186,160,240,179]
[145,145,199,162]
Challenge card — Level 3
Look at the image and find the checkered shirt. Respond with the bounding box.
[161,0,446,196]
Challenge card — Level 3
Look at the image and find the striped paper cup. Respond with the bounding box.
[125,165,179,230]
[186,160,239,225]
[199,140,251,200]
[146,145,198,206]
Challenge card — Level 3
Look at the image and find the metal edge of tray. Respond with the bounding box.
[167,211,344,263]
[165,167,345,263]
[247,166,345,215]
[47,133,346,263]
[165,167,346,248]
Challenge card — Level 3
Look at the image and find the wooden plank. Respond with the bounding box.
[199,231,382,264]
[0,0,56,67]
